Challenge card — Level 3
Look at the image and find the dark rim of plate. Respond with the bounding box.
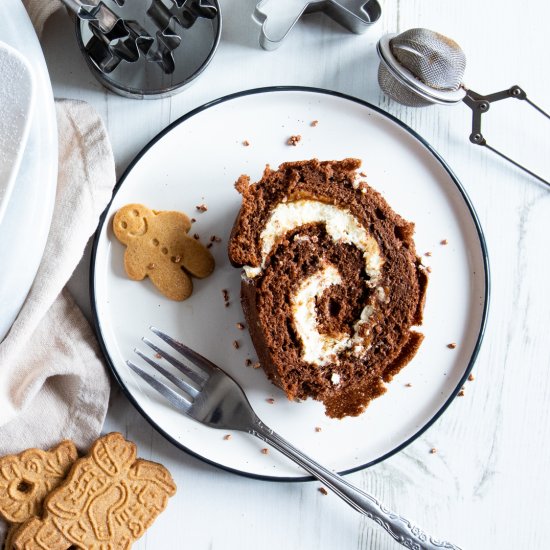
[89,86,491,483]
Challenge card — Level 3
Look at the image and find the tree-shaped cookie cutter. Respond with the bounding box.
[253,0,381,51]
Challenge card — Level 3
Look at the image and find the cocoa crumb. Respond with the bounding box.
[318,487,328,495]
[245,358,252,367]
[210,235,222,243]
[468,373,475,381]
[190,217,196,223]
[232,340,240,349]
[310,120,319,127]
[222,289,230,302]
[314,426,322,433]
[266,398,275,404]
[224,302,231,308]
[206,243,213,249]
[223,434,232,441]
[440,239,448,245]
[236,322,245,330]
[261,448,269,455]
[193,234,200,240]
[196,204,208,212]
[447,342,457,349]
[458,390,465,397]
[242,140,250,146]
[430,448,437,454]
[287,135,301,146]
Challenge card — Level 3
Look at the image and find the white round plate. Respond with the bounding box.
[91,87,489,480]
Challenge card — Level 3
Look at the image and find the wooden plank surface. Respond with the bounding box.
[39,0,550,548]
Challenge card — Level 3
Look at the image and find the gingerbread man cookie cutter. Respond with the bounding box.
[253,0,381,51]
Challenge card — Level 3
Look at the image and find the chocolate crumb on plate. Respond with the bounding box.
[440,239,448,245]
[430,448,437,454]
[447,342,457,349]
[242,140,250,146]
[236,322,245,330]
[232,340,240,349]
[252,362,261,369]
[314,426,322,433]
[310,120,319,127]
[458,390,465,397]
[468,373,475,381]
[206,243,213,249]
[196,204,208,212]
[266,398,275,404]
[223,434,232,441]
[287,135,301,146]
[193,233,200,240]
[261,448,269,455]
[405,383,412,387]
[425,251,432,257]
[318,487,328,495]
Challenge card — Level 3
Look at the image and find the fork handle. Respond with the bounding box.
[251,420,461,550]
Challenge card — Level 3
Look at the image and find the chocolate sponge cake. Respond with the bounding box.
[228,158,427,418]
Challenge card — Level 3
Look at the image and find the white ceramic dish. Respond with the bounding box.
[0,41,35,225]
[0,0,57,342]
[91,87,489,480]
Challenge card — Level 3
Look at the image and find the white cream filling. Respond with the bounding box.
[243,199,383,280]
[291,264,375,366]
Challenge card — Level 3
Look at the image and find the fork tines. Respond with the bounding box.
[127,327,213,409]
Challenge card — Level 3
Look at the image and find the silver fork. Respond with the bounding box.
[127,327,460,550]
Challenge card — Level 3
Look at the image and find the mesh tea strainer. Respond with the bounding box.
[377,28,549,187]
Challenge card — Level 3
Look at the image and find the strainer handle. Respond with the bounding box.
[463,85,550,187]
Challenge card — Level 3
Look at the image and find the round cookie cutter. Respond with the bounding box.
[75,0,221,99]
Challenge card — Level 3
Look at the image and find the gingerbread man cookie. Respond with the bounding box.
[0,441,77,525]
[113,204,215,301]
[12,433,176,550]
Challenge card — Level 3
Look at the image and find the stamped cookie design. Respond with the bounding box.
[113,203,215,300]
[12,433,177,550]
[0,440,77,524]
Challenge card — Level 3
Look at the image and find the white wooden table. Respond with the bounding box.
[41,1,550,548]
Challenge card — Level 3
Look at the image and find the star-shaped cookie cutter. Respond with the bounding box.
[147,0,218,73]
[253,0,381,50]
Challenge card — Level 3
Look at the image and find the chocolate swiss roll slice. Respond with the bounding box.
[228,158,427,418]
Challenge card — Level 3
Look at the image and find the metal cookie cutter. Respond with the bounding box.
[73,0,221,98]
[377,29,550,188]
[253,0,381,51]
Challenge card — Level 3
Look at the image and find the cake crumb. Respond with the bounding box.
[190,217,196,223]
[447,342,457,349]
[430,448,437,454]
[147,262,156,269]
[440,239,448,245]
[245,358,252,367]
[266,398,275,404]
[360,171,367,177]
[173,255,181,263]
[318,487,328,495]
[310,120,319,127]
[424,251,432,257]
[287,135,301,146]
[261,448,269,455]
[458,390,465,397]
[155,353,162,359]
[314,426,322,433]
[252,362,261,369]
[426,266,432,273]
[225,302,231,308]
[223,434,232,441]
[405,383,412,387]
[222,289,230,302]
[232,340,240,349]
[206,243,213,249]
[196,204,208,212]
[210,235,222,243]
[242,140,250,146]
[236,322,245,330]
[193,233,200,240]
[468,373,475,381]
